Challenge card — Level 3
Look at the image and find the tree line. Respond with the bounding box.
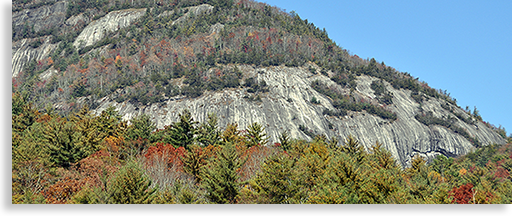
[12,93,512,204]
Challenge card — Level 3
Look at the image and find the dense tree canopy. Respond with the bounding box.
[11,93,512,203]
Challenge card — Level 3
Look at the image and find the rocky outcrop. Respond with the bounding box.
[12,36,60,77]
[73,8,147,50]
[12,1,68,38]
[90,65,506,167]
[11,1,68,77]
[169,4,214,25]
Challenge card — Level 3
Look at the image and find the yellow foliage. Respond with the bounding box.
[104,136,125,153]
[459,168,467,176]
[428,171,443,182]
[305,141,330,163]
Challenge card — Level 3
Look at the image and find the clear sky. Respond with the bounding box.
[263,0,512,137]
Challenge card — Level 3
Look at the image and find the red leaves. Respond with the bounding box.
[145,143,186,170]
[494,167,510,179]
[449,183,474,204]
[42,177,86,204]
[75,149,119,190]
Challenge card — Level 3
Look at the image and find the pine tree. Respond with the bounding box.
[370,141,398,169]
[252,154,305,203]
[340,135,366,163]
[96,105,123,137]
[197,113,220,147]
[169,109,198,150]
[278,130,291,151]
[44,118,83,168]
[182,145,210,183]
[126,113,156,141]
[201,142,246,204]
[108,161,157,204]
[221,123,245,145]
[71,106,105,157]
[245,122,269,147]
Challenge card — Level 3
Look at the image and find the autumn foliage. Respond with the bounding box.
[145,143,186,171]
[11,96,512,203]
[449,183,474,204]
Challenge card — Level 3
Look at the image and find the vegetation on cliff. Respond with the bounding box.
[13,0,452,120]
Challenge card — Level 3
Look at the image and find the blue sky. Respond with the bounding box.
[264,0,512,136]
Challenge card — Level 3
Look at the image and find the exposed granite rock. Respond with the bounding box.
[73,8,147,50]
[11,1,68,77]
[12,3,506,168]
[90,65,506,168]
[170,4,214,25]
[12,1,68,38]
[12,36,60,77]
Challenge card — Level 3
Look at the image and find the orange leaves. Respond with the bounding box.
[182,145,219,182]
[47,57,53,66]
[459,168,468,176]
[145,143,186,170]
[239,145,275,181]
[75,150,119,189]
[115,55,122,64]
[105,136,125,153]
[183,46,195,59]
[139,51,147,66]
[42,177,86,204]
[103,57,114,66]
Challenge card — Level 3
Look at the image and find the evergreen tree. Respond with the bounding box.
[44,118,83,168]
[71,106,105,157]
[108,161,157,204]
[182,145,211,183]
[197,113,220,147]
[278,130,291,151]
[221,123,244,145]
[340,135,366,163]
[127,113,155,141]
[245,122,269,147]
[201,142,246,204]
[96,105,123,137]
[252,154,305,204]
[169,109,198,149]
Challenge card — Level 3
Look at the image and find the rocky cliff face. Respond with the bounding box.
[12,36,60,77]
[12,1,68,77]
[12,2,507,168]
[73,8,147,49]
[90,64,506,167]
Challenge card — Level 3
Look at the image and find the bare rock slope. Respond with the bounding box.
[72,8,147,49]
[92,65,506,167]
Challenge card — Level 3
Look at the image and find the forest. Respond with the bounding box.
[12,92,512,204]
